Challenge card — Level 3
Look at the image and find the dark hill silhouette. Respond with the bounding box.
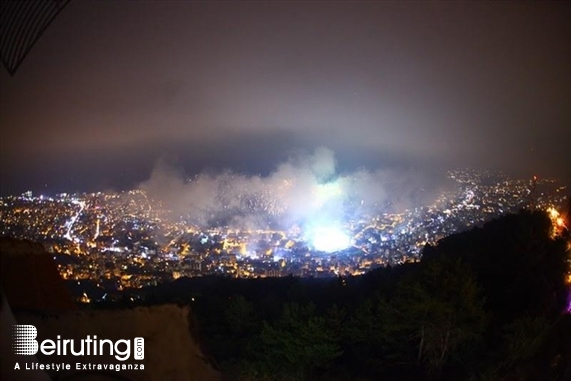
[0,238,76,311]
[422,210,569,321]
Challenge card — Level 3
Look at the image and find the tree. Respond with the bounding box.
[343,295,395,376]
[502,314,551,368]
[225,294,255,335]
[245,303,342,380]
[391,257,488,371]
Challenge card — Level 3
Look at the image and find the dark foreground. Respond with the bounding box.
[107,211,571,381]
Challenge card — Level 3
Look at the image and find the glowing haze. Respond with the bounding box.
[140,147,441,250]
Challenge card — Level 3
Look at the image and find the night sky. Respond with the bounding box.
[1,1,570,195]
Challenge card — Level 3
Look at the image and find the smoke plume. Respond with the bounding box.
[139,147,442,229]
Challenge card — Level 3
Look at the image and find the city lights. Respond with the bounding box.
[0,170,567,288]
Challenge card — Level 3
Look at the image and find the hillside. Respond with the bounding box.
[124,210,571,381]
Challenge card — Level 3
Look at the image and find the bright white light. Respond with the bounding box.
[311,226,352,253]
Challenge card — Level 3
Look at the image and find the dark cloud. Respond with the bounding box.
[1,1,570,195]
